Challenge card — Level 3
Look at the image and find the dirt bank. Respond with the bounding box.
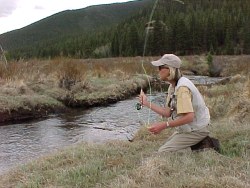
[0,74,150,124]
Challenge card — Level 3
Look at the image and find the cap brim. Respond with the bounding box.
[151,60,164,67]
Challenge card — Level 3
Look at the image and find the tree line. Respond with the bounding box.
[111,0,250,56]
[7,0,250,60]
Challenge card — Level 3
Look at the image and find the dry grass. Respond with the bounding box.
[0,56,155,86]
[199,74,249,122]
[107,150,249,188]
[0,57,154,112]
[181,55,209,75]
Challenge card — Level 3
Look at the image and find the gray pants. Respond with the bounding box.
[158,127,209,153]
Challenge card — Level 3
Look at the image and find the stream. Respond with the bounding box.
[0,93,164,174]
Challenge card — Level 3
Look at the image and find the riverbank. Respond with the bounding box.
[0,75,148,123]
[0,74,149,124]
[0,57,154,124]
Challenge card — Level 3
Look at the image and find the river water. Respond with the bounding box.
[0,93,165,174]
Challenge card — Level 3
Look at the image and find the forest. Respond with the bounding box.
[5,0,250,59]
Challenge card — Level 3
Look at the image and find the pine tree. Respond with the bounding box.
[151,18,166,56]
[243,16,250,54]
[127,22,140,56]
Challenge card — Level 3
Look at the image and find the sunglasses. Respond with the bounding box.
[158,66,169,71]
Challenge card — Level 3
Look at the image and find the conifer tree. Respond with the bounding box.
[151,18,166,56]
[243,16,250,54]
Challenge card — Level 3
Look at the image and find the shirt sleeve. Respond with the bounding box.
[176,86,194,114]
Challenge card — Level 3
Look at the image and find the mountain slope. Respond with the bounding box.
[0,0,152,51]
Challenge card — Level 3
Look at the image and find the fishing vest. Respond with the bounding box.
[170,77,210,132]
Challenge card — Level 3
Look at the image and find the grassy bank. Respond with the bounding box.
[0,55,249,187]
[0,57,154,123]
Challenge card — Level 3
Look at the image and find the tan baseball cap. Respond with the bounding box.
[151,54,181,68]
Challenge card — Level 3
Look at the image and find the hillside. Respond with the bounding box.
[1,0,250,59]
[0,0,152,51]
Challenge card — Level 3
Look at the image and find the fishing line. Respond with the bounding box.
[136,0,159,126]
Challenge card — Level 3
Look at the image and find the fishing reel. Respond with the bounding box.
[135,103,143,110]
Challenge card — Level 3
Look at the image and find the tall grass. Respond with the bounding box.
[0,57,155,111]
[0,57,155,86]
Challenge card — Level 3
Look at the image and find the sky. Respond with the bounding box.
[0,0,134,34]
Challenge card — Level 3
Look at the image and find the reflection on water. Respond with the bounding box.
[0,93,165,174]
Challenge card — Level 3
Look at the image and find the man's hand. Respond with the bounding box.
[148,122,167,134]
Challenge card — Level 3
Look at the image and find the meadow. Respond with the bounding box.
[0,55,249,187]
